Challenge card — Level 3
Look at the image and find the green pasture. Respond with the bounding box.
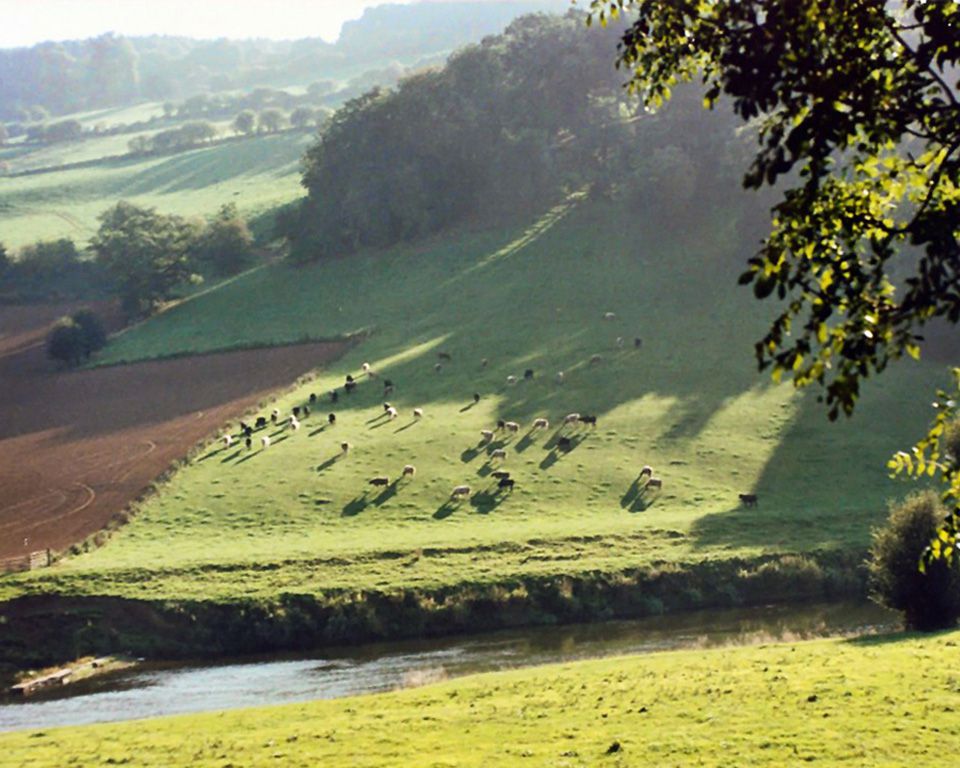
[3,628,958,765]
[0,131,310,248]
[0,196,943,603]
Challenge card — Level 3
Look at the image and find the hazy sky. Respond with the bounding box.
[0,0,544,49]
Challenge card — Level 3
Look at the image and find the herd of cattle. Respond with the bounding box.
[219,311,758,510]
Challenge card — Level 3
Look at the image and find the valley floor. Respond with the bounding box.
[2,628,957,766]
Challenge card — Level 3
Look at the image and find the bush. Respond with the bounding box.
[868,491,960,630]
[72,309,107,356]
[46,317,87,366]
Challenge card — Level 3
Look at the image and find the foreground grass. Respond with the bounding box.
[0,131,310,248]
[3,629,958,765]
[0,196,941,605]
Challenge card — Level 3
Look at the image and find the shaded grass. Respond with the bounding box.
[3,628,959,765]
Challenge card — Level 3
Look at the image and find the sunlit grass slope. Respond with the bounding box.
[4,629,958,765]
[0,131,310,248]
[0,195,942,602]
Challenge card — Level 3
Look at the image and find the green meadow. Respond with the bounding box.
[3,629,957,766]
[0,131,310,248]
[0,194,942,603]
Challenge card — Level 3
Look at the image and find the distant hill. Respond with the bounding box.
[0,1,569,120]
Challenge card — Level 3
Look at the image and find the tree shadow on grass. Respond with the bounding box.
[342,495,369,517]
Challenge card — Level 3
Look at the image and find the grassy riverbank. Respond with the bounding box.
[3,628,957,765]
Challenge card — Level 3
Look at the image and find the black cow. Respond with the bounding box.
[328,413,336,425]
[579,415,597,427]
[739,493,758,508]
[498,477,515,492]
[255,416,267,429]
[524,369,534,380]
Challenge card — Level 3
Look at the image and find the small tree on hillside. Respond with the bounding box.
[46,317,87,367]
[233,110,256,135]
[290,107,315,130]
[194,204,256,276]
[72,309,108,357]
[868,491,960,631]
[258,108,286,134]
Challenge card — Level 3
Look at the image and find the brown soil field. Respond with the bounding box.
[0,304,346,563]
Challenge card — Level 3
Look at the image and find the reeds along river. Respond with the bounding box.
[0,600,896,733]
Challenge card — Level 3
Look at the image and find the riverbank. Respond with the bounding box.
[0,549,865,687]
[8,656,137,700]
[3,625,956,766]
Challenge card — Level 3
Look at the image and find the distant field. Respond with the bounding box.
[3,628,957,765]
[0,197,942,603]
[0,131,310,248]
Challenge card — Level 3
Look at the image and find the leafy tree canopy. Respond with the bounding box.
[589,0,960,558]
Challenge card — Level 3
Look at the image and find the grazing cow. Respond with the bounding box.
[245,436,252,450]
[634,337,643,349]
[292,406,301,418]
[384,379,394,389]
[616,336,625,348]
[480,429,495,443]
[261,436,271,449]
[331,390,339,403]
[524,369,534,380]
[346,374,355,384]
[289,416,300,431]
[481,358,489,368]
[223,434,234,447]
[328,413,337,425]
[239,420,249,433]
[533,418,549,429]
[369,476,390,487]
[639,465,654,478]
[435,363,443,373]
[383,402,393,412]
[451,485,471,499]
[578,415,597,427]
[556,371,565,384]
[362,362,371,373]
[490,448,507,460]
[506,375,517,385]
[589,354,603,365]
[309,393,317,404]
[386,406,398,419]
[271,409,279,423]
[438,351,452,361]
[739,493,758,508]
[563,413,580,425]
[341,441,351,455]
[413,408,424,419]
[402,464,417,477]
[497,477,515,492]
[473,392,481,404]
[303,405,310,417]
[492,470,511,480]
[505,421,520,433]
[345,381,357,393]
[646,477,663,490]
[557,436,573,451]
[255,416,268,429]
[243,424,253,437]
[603,312,617,320]
[384,384,394,396]
[496,419,506,430]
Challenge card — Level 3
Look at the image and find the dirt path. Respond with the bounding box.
[0,304,346,561]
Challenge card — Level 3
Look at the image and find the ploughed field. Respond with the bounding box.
[0,302,345,562]
[0,197,944,602]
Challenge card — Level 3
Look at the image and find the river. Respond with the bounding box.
[0,600,896,732]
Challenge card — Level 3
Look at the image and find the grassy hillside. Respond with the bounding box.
[3,629,958,765]
[0,194,942,603]
[0,131,310,248]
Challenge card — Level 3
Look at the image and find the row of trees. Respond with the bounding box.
[285,11,745,261]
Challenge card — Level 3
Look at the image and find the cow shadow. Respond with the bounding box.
[270,435,290,446]
[235,451,259,465]
[461,445,483,463]
[394,420,418,433]
[539,450,559,471]
[341,496,369,517]
[366,413,388,425]
[316,455,340,473]
[620,476,643,509]
[370,418,395,430]
[515,432,536,453]
[199,446,226,461]
[219,448,242,464]
[469,490,504,515]
[372,481,399,506]
[433,501,458,520]
[309,424,328,437]
[459,401,478,413]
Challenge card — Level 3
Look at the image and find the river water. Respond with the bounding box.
[0,600,896,732]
